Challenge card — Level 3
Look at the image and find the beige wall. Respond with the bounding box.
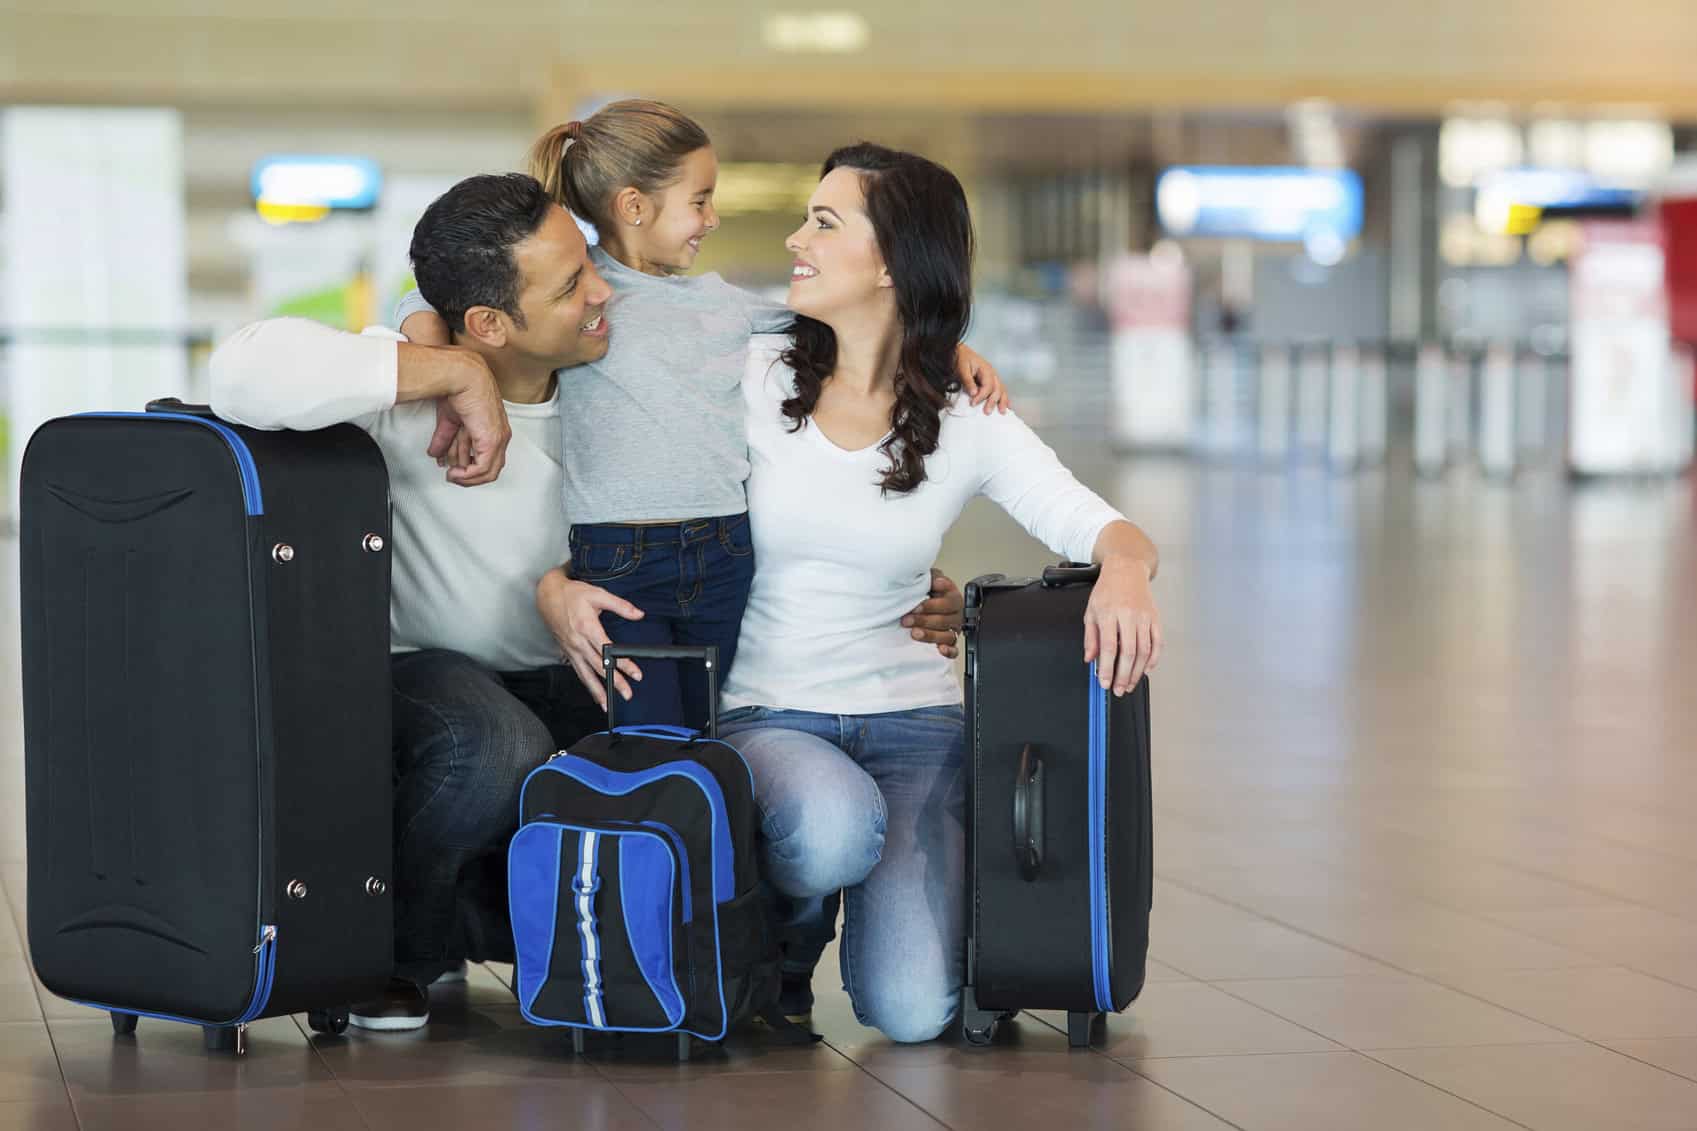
[4,1,1697,117]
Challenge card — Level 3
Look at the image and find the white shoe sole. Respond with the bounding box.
[348,1012,429,1032]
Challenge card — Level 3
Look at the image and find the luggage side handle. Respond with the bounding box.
[603,644,719,739]
[1012,744,1045,881]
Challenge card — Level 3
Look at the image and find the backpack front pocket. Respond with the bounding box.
[510,821,686,1031]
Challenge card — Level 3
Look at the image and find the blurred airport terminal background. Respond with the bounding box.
[3,1,1696,498]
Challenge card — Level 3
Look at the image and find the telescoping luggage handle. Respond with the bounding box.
[602,644,719,740]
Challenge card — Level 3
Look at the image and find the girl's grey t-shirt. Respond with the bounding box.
[395,245,793,525]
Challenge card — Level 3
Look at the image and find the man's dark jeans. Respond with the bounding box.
[389,649,604,986]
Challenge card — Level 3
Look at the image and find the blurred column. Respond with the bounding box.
[1360,347,1389,465]
[1414,343,1448,475]
[1328,343,1361,472]
[2,107,188,515]
[1447,350,1474,464]
[1479,342,1517,478]
[1516,351,1550,460]
[1258,344,1292,462]
[1663,345,1696,472]
[1295,344,1329,459]
[1200,340,1241,457]
[1389,128,1440,344]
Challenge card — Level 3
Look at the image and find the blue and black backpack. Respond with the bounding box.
[507,645,796,1057]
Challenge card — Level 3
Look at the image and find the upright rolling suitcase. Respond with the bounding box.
[959,563,1153,1049]
[20,399,394,1054]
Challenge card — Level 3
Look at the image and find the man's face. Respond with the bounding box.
[504,204,612,369]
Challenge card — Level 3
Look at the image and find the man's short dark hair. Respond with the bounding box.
[408,173,554,333]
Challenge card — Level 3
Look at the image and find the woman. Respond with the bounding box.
[540,142,1161,1044]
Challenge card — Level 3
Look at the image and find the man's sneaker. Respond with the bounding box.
[349,978,429,1032]
[431,961,468,987]
[778,972,814,1024]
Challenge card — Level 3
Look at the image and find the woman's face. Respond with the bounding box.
[784,166,889,322]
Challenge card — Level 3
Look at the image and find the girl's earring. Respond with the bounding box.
[633,217,642,226]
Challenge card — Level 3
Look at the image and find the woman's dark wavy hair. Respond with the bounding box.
[780,143,974,495]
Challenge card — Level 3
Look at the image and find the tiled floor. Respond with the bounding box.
[5,408,1697,1129]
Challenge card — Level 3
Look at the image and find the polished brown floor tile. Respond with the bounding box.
[0,1025,65,1106]
[0,990,39,1027]
[869,1050,1239,1131]
[302,1004,596,1090]
[581,1026,860,1082]
[611,1068,945,1131]
[1142,959,1195,982]
[1134,1050,1525,1131]
[350,1080,657,1131]
[1082,981,1342,1059]
[1213,974,1577,1050]
[1604,1038,1697,1084]
[70,1085,371,1131]
[1372,1042,1697,1131]
[1484,905,1697,962]
[49,1015,335,1099]
[0,1099,79,1131]
[1150,919,1396,981]
[1429,966,1697,1041]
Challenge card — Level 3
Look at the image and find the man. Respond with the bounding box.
[210,172,967,1033]
[211,173,614,1030]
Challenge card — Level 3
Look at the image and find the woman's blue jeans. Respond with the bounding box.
[720,704,966,1044]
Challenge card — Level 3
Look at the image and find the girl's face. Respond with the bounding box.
[629,146,720,274]
[784,166,889,322]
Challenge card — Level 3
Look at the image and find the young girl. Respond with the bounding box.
[400,100,1005,728]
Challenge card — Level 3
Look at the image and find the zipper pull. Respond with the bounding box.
[253,924,276,955]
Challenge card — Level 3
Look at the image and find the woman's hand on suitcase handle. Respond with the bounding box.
[902,568,965,658]
[1083,558,1161,696]
[536,567,645,709]
[1082,524,1163,695]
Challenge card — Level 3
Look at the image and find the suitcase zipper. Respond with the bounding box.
[75,412,265,515]
[78,923,277,1029]
[237,924,279,1023]
[1088,664,1112,1013]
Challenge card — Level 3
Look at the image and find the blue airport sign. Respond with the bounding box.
[1156,166,1364,243]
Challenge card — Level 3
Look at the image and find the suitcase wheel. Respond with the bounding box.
[202,1024,246,1055]
[1066,1010,1098,1049]
[963,1018,999,1046]
[307,1009,349,1037]
[110,1012,138,1036]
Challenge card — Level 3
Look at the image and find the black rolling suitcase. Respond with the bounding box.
[959,562,1153,1049]
[20,399,394,1054]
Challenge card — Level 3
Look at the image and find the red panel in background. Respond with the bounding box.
[1659,197,1697,349]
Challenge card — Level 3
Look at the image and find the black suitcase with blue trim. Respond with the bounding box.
[508,644,785,1061]
[20,399,393,1053]
[960,563,1153,1049]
